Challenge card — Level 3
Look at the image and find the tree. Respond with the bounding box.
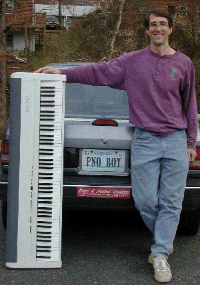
[0,0,7,138]
[108,0,126,60]
[68,0,147,61]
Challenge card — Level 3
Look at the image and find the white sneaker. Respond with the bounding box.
[148,245,173,264]
[153,254,172,283]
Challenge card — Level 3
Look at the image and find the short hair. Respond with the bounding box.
[144,8,173,29]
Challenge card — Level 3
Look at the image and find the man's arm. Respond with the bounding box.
[182,61,198,158]
[35,56,126,90]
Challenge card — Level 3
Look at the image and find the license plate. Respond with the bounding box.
[77,187,131,199]
[81,149,125,172]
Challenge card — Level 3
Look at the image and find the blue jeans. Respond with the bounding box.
[131,128,189,258]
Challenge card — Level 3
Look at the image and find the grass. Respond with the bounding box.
[25,30,94,72]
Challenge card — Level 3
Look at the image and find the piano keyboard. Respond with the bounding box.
[6,72,66,268]
[36,82,64,262]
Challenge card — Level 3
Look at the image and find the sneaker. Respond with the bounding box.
[148,245,173,264]
[153,254,172,283]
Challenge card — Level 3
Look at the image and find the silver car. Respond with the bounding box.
[0,62,200,235]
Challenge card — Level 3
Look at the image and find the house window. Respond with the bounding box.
[5,0,14,11]
[197,6,200,18]
[140,5,149,13]
[6,31,13,47]
[180,6,187,16]
[168,6,176,16]
[66,17,73,29]
[67,17,73,25]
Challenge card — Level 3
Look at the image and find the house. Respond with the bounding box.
[98,0,200,28]
[35,0,100,30]
[5,0,100,55]
[143,0,200,28]
[5,0,46,55]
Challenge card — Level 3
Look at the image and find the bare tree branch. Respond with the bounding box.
[108,0,126,61]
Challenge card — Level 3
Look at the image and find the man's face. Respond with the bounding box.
[146,14,172,46]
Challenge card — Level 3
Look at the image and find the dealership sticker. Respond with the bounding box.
[77,187,131,199]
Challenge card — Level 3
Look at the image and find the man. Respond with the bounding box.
[35,8,197,283]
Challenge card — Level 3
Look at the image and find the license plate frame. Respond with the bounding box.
[80,149,128,175]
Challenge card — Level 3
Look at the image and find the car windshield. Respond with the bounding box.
[65,83,129,119]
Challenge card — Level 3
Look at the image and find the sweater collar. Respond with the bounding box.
[147,46,179,59]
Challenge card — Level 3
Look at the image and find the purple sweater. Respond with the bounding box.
[60,46,198,150]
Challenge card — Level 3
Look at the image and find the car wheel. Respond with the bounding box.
[1,200,7,229]
[178,208,200,235]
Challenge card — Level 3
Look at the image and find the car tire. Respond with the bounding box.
[178,208,200,235]
[1,200,7,229]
